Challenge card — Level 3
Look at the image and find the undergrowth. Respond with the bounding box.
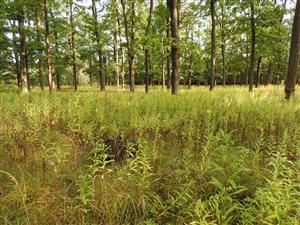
[0,86,299,224]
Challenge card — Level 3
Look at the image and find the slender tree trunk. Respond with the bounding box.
[70,1,77,91]
[168,0,180,95]
[92,0,105,91]
[121,47,125,89]
[54,27,60,90]
[44,0,53,92]
[166,16,171,89]
[145,47,150,92]
[265,61,272,85]
[162,45,165,91]
[210,0,216,91]
[144,0,154,93]
[17,9,28,93]
[249,1,256,92]
[35,8,44,90]
[89,50,93,85]
[255,56,262,88]
[285,0,300,99]
[114,7,120,88]
[121,0,135,92]
[11,20,21,88]
[221,1,226,86]
[25,48,30,91]
[188,56,192,89]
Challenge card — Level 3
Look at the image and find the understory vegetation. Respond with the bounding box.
[1,86,300,224]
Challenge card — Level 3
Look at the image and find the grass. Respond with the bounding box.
[0,85,300,224]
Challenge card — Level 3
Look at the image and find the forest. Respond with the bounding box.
[0,0,300,224]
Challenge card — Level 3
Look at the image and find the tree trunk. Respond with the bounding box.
[168,0,180,95]
[285,0,300,99]
[17,9,28,93]
[35,7,44,90]
[249,1,256,92]
[265,61,272,85]
[166,16,171,89]
[114,6,120,88]
[121,47,125,89]
[11,20,21,87]
[54,26,60,90]
[210,0,216,91]
[255,56,262,88]
[188,55,192,89]
[162,45,165,91]
[44,0,53,92]
[121,0,135,92]
[92,0,105,91]
[144,0,154,93]
[25,48,30,91]
[221,1,226,86]
[70,1,77,91]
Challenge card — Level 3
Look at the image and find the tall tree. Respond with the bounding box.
[121,0,136,92]
[70,0,77,91]
[17,8,28,93]
[144,0,154,93]
[249,1,256,92]
[220,0,226,86]
[210,0,216,91]
[166,16,171,89]
[10,20,21,87]
[285,0,300,99]
[168,0,180,95]
[114,3,120,88]
[35,4,44,90]
[44,0,53,92]
[92,0,105,91]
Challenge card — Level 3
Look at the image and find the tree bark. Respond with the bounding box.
[70,1,77,91]
[210,0,216,91]
[265,61,272,85]
[168,0,180,95]
[249,1,256,92]
[11,20,21,88]
[121,47,125,89]
[162,44,166,91]
[92,0,105,91]
[44,0,53,92]
[255,56,262,88]
[35,7,44,90]
[114,6,120,88]
[285,0,300,99]
[221,1,226,86]
[121,0,135,92]
[144,0,154,93]
[17,8,28,93]
[54,26,60,90]
[166,16,171,89]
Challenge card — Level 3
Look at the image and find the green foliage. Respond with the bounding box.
[0,86,300,224]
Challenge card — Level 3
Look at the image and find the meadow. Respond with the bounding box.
[0,86,300,224]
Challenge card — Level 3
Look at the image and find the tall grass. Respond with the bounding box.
[0,86,299,224]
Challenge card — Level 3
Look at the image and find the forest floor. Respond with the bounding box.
[0,86,300,225]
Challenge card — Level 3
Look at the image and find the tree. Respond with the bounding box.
[17,7,28,93]
[44,0,53,92]
[121,0,136,92]
[70,0,77,91]
[144,0,154,93]
[35,2,44,90]
[285,0,300,99]
[210,0,216,91]
[249,1,256,92]
[168,0,180,95]
[92,0,105,91]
